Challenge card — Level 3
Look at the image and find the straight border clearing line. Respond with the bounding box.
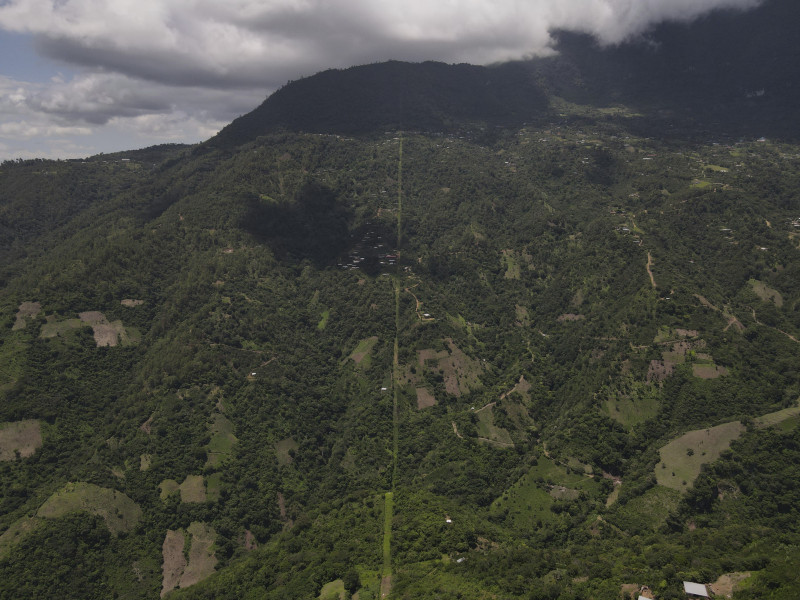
[381,133,403,599]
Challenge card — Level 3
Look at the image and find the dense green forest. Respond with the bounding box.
[2,3,800,598]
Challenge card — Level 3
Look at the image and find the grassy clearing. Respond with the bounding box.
[206,473,223,502]
[180,475,206,503]
[275,437,298,466]
[692,363,729,379]
[140,454,151,471]
[0,419,42,460]
[319,579,345,600]
[354,567,381,600]
[475,405,513,446]
[501,250,521,279]
[120,299,144,307]
[349,336,378,366]
[749,279,783,307]
[12,301,41,330]
[755,403,800,429]
[36,482,141,533]
[317,308,331,330]
[0,516,38,558]
[382,492,393,574]
[159,475,206,502]
[604,394,660,429]
[612,485,681,532]
[656,421,745,491]
[159,479,180,499]
[205,414,237,468]
[710,572,752,597]
[39,317,83,338]
[490,456,599,528]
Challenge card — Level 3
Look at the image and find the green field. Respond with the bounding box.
[36,482,141,534]
[205,413,237,467]
[611,485,682,532]
[490,456,600,528]
[656,421,745,491]
[475,405,513,446]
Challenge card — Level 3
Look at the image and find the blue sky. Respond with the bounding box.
[0,0,764,161]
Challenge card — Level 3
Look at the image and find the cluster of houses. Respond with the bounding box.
[337,225,397,270]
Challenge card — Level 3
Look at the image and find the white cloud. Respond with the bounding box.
[0,0,764,158]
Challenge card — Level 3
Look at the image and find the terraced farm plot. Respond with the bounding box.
[0,419,42,460]
[656,421,745,491]
[36,482,141,533]
[418,338,483,396]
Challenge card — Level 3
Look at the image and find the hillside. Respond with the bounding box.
[1,2,800,599]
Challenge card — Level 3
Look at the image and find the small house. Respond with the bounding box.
[683,581,709,598]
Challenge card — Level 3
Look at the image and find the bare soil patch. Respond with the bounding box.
[693,364,729,379]
[0,419,42,460]
[415,387,436,409]
[548,485,580,500]
[647,359,675,382]
[709,572,751,598]
[380,575,392,598]
[140,414,154,434]
[418,339,483,396]
[161,530,187,597]
[180,522,217,589]
[12,301,41,330]
[243,529,258,551]
[121,299,144,307]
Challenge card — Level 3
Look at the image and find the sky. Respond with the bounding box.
[0,0,763,161]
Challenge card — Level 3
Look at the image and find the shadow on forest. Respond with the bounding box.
[240,182,353,266]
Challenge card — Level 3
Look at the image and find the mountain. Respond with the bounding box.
[1,1,800,599]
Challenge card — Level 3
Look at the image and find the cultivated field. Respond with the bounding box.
[415,387,436,409]
[0,419,42,460]
[349,336,378,366]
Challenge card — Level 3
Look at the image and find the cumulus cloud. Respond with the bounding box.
[0,0,763,158]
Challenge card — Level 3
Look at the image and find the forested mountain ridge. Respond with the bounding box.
[1,1,800,599]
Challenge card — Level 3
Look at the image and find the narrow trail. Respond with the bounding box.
[646,251,657,289]
[381,134,403,599]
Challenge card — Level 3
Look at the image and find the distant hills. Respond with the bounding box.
[212,0,799,149]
